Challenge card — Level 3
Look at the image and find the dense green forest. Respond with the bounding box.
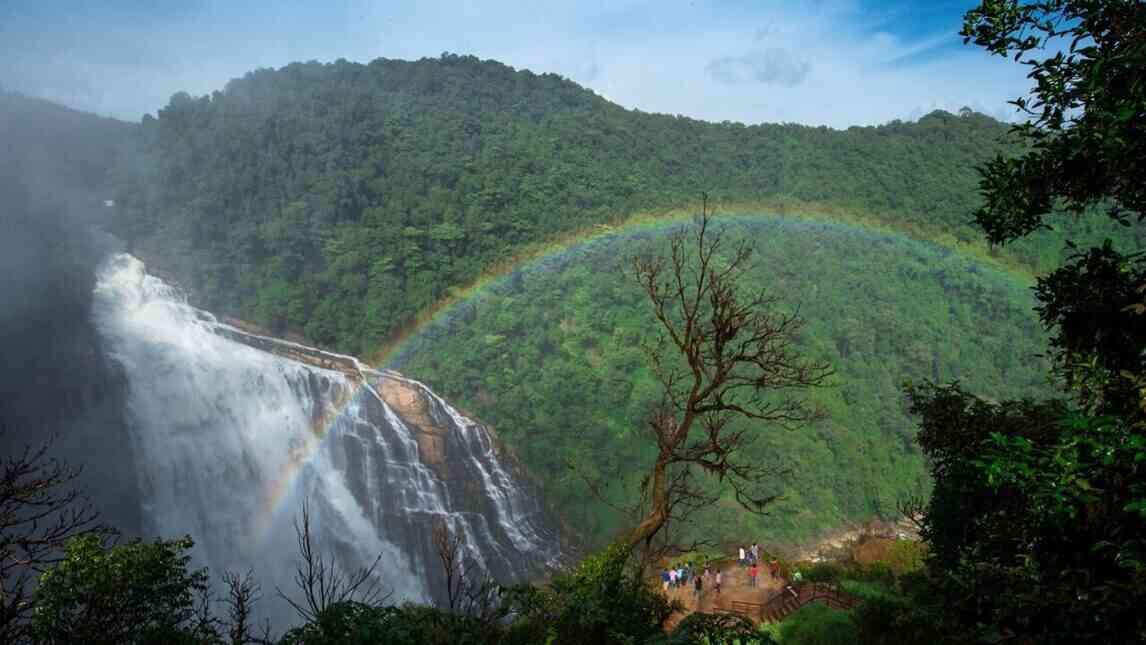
[393,216,1051,546]
[109,55,1141,355]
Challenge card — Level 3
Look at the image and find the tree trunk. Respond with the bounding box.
[623,455,669,555]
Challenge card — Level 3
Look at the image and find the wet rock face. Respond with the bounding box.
[322,371,570,603]
[376,377,446,466]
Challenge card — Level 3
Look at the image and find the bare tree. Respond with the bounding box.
[431,523,501,625]
[0,433,108,643]
[189,582,222,643]
[621,194,832,559]
[222,569,273,645]
[276,500,388,624]
[895,478,930,535]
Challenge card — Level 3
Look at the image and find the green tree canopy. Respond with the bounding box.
[898,2,1146,642]
[963,0,1145,243]
[32,534,213,645]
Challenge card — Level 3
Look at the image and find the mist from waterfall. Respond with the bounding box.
[91,253,563,629]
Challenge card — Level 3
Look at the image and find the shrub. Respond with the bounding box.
[504,542,676,645]
[778,602,858,645]
[883,539,926,576]
[850,594,912,645]
[851,561,896,587]
[662,612,775,644]
[802,562,845,583]
[279,602,423,645]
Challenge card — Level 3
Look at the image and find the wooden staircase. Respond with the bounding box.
[720,582,860,624]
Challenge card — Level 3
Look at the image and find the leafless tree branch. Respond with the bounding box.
[276,499,389,624]
[222,568,274,644]
[0,430,110,643]
[432,523,502,628]
[896,491,928,534]
[621,194,833,561]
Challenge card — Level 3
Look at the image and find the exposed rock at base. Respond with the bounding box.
[794,517,919,563]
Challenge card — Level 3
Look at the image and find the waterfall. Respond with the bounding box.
[91,253,563,627]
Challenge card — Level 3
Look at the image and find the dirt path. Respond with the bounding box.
[662,561,785,631]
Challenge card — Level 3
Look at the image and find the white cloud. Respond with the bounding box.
[707,48,810,87]
[0,0,1030,128]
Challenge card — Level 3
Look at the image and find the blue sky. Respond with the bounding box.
[0,0,1029,127]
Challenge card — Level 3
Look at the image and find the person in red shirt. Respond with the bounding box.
[748,562,759,587]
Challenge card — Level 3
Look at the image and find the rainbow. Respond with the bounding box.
[210,323,387,540]
[250,206,739,536]
[370,198,1035,367]
[252,373,365,540]
[250,199,1033,542]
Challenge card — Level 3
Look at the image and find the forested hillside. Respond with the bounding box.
[109,54,1142,355]
[394,217,1051,546]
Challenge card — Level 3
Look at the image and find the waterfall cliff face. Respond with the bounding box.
[91,253,565,619]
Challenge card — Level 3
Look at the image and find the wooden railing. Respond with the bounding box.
[745,581,861,623]
[726,599,765,618]
[804,582,859,610]
[757,584,796,620]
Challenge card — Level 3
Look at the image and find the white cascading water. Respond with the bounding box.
[91,253,562,627]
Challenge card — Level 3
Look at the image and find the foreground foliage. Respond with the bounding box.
[656,613,768,644]
[876,1,1146,643]
[774,603,856,645]
[502,543,677,644]
[0,437,106,643]
[964,0,1145,244]
[19,531,949,645]
[6,502,687,645]
[31,535,213,645]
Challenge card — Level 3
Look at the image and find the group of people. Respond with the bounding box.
[658,543,790,600]
[660,562,723,598]
[737,542,762,567]
[737,543,781,588]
